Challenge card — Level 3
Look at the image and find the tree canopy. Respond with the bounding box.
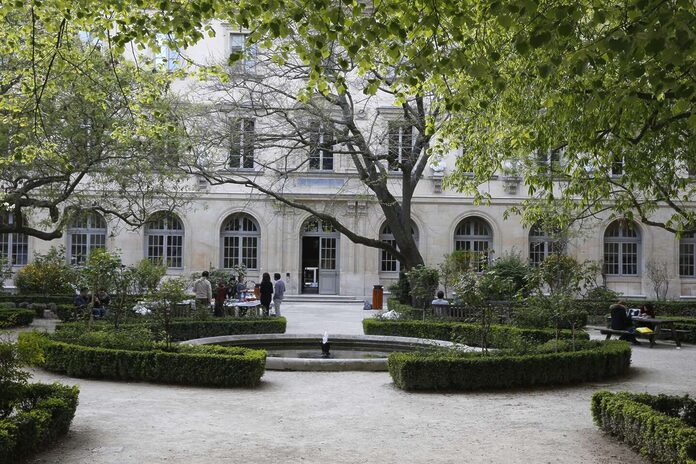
[3,0,695,240]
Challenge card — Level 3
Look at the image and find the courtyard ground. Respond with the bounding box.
[12,303,695,464]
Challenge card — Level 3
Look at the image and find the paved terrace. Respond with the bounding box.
[8,303,694,464]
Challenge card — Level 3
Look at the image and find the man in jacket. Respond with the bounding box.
[194,271,212,313]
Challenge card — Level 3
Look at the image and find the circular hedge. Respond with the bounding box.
[388,340,631,391]
[22,333,266,388]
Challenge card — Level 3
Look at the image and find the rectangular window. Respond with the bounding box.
[241,236,258,269]
[166,235,183,268]
[621,242,638,275]
[536,150,561,174]
[309,123,334,171]
[680,243,695,277]
[529,241,546,267]
[387,122,413,171]
[70,233,89,265]
[229,33,256,71]
[603,242,620,275]
[320,237,337,270]
[229,118,255,169]
[155,34,180,71]
[381,239,398,272]
[11,233,27,266]
[223,236,239,269]
[611,156,624,176]
[147,235,164,265]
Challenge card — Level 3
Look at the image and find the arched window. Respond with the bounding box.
[528,223,562,266]
[379,222,419,273]
[454,217,493,271]
[221,213,260,270]
[603,220,641,276]
[0,214,28,266]
[67,212,107,265]
[679,232,696,277]
[145,212,184,269]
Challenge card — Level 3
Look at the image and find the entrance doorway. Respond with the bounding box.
[300,217,339,294]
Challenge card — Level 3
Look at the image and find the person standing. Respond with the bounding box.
[259,272,274,317]
[214,281,227,317]
[273,273,286,317]
[194,271,213,314]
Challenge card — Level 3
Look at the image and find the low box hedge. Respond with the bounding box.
[0,383,80,464]
[0,308,34,327]
[56,317,287,341]
[388,340,631,391]
[363,319,589,346]
[0,294,75,306]
[23,333,266,387]
[592,391,696,464]
[660,317,696,344]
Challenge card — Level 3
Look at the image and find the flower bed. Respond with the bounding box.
[363,319,589,345]
[388,340,631,391]
[592,391,696,464]
[21,332,266,387]
[0,383,79,464]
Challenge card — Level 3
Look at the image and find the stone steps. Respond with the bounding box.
[282,294,365,304]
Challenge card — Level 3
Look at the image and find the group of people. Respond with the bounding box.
[609,301,657,345]
[74,287,111,319]
[193,271,286,317]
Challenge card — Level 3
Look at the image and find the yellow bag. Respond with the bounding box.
[636,327,654,334]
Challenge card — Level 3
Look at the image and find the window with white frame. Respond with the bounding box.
[229,118,255,169]
[67,212,107,265]
[155,34,180,71]
[145,212,184,269]
[387,121,414,171]
[379,222,419,272]
[229,33,256,71]
[0,214,28,266]
[221,213,260,270]
[454,217,493,271]
[679,232,696,277]
[528,223,563,266]
[603,220,640,276]
[535,150,561,174]
[309,122,334,171]
[611,155,624,176]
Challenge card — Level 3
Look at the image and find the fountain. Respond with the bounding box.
[182,333,475,371]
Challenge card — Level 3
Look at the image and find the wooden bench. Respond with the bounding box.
[600,328,655,347]
[430,304,510,324]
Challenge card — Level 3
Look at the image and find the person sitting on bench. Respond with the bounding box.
[610,301,639,345]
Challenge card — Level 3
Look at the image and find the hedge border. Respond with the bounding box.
[592,391,696,464]
[0,308,34,327]
[363,319,589,345]
[56,317,287,341]
[388,340,631,391]
[26,334,266,387]
[0,383,80,464]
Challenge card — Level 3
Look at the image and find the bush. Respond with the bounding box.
[388,340,631,391]
[0,383,80,464]
[363,319,589,346]
[0,309,34,328]
[0,295,76,306]
[407,265,439,309]
[22,332,266,387]
[56,317,288,342]
[14,248,76,295]
[478,252,531,300]
[592,391,696,464]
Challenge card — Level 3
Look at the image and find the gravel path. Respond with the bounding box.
[10,304,695,464]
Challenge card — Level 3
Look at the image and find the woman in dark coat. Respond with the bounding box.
[259,272,274,316]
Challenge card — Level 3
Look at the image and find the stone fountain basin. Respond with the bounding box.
[182,334,471,372]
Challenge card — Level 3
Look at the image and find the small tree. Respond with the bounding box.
[133,259,166,295]
[0,258,12,290]
[646,259,671,301]
[110,266,137,329]
[153,277,189,348]
[477,252,531,301]
[407,266,440,309]
[438,251,470,298]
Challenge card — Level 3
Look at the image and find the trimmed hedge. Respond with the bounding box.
[389,340,631,391]
[56,317,287,341]
[0,308,34,327]
[363,319,589,346]
[661,317,696,344]
[592,391,696,464]
[0,383,80,464]
[0,294,75,306]
[24,333,266,387]
[577,300,696,318]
